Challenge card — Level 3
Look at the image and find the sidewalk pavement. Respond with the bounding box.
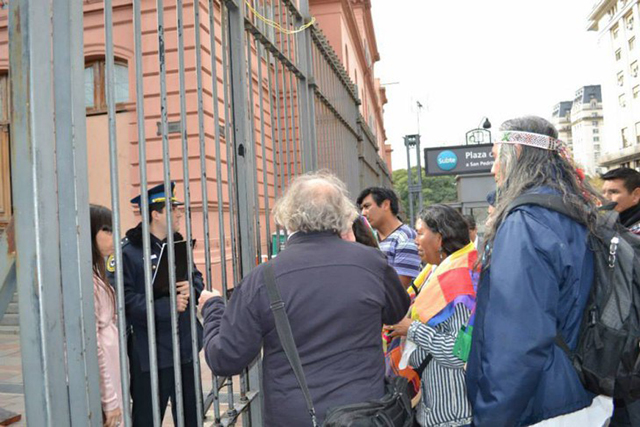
[0,333,243,426]
[0,334,24,426]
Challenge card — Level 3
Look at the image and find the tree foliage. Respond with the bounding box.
[392,167,457,217]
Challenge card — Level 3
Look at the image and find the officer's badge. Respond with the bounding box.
[106,254,115,273]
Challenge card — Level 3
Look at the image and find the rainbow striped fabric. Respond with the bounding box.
[411,242,479,327]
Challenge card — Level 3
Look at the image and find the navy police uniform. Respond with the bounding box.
[107,183,203,426]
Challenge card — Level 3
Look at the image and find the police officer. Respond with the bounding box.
[108,182,203,426]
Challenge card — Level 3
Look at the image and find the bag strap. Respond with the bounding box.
[505,194,581,224]
[263,263,318,427]
[414,354,432,377]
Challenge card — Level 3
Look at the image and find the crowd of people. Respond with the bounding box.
[88,115,640,426]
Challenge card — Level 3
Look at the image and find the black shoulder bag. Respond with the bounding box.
[263,263,414,427]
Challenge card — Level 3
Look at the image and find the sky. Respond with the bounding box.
[370,0,606,171]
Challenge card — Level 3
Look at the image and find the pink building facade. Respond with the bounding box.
[0,0,390,278]
[310,0,391,170]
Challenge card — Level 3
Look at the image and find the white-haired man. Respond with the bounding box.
[198,171,410,426]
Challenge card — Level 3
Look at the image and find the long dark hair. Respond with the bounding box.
[352,216,379,248]
[483,116,601,266]
[90,204,116,307]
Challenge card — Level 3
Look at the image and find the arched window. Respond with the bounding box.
[84,59,129,114]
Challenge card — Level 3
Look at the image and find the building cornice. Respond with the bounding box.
[351,0,380,62]
[600,143,640,166]
[311,0,386,143]
[587,0,635,33]
[339,0,385,129]
[588,0,616,31]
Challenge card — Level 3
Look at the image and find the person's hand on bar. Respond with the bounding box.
[198,289,221,310]
[103,407,122,427]
[176,293,189,313]
[176,280,189,297]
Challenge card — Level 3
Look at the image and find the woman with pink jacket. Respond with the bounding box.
[90,204,122,427]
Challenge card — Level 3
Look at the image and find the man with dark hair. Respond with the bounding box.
[108,182,203,426]
[602,167,640,426]
[356,187,421,288]
[601,167,640,235]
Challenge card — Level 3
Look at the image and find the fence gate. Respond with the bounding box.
[3,0,392,425]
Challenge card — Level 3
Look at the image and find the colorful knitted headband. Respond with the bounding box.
[496,130,560,151]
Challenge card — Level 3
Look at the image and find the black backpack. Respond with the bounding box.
[506,194,640,400]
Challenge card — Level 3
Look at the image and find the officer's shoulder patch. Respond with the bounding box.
[106,254,115,273]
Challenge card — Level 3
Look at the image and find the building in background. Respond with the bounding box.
[551,101,574,151]
[588,0,640,171]
[571,85,604,176]
[310,0,392,171]
[0,0,392,274]
[551,86,604,176]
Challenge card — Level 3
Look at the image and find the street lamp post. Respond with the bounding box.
[405,139,414,225]
[404,134,423,226]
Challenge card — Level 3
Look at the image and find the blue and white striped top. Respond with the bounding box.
[378,224,421,279]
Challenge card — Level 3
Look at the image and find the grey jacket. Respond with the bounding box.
[202,231,410,426]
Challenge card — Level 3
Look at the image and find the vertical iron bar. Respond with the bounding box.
[265,3,283,257]
[220,3,237,415]
[194,0,219,421]
[241,6,264,425]
[104,1,134,425]
[53,0,102,423]
[283,10,299,176]
[255,23,272,259]
[240,29,258,426]
[268,2,285,196]
[222,1,241,287]
[227,0,258,299]
[281,68,293,185]
[273,60,286,194]
[9,0,72,424]
[176,0,205,423]
[227,5,265,417]
[155,0,185,425]
[132,0,162,424]
[195,0,213,295]
[246,33,263,263]
[295,0,317,172]
[270,2,288,247]
[277,2,292,184]
[287,68,299,176]
[207,0,225,421]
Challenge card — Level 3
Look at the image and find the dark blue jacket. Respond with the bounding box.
[466,189,595,426]
[109,223,203,372]
[202,231,410,426]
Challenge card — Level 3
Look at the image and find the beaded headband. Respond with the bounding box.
[496,130,560,151]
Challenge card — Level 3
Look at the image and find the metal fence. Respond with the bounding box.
[2,0,391,425]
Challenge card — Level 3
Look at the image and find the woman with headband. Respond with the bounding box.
[466,116,609,426]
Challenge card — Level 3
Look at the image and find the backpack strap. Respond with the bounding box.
[263,263,319,427]
[504,193,583,361]
[505,194,583,224]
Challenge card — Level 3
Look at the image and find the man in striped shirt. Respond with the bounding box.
[357,187,421,289]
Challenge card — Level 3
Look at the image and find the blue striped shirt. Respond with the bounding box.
[378,224,421,279]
